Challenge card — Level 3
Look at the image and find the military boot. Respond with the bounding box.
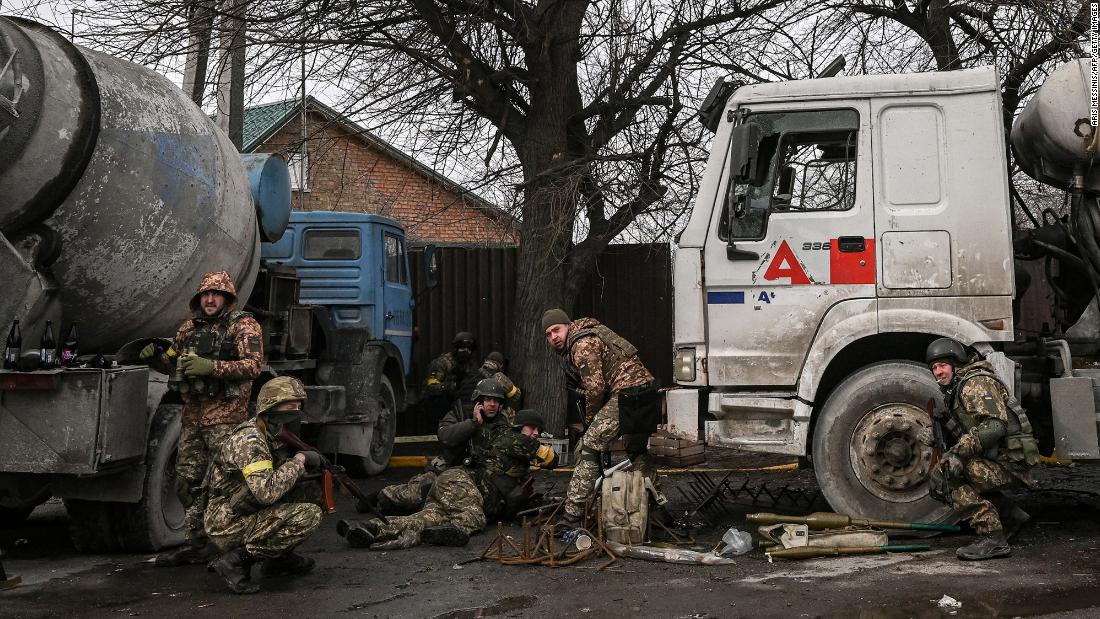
[259,550,315,578]
[421,525,470,547]
[337,519,381,548]
[212,547,259,594]
[957,530,1011,561]
[154,538,220,567]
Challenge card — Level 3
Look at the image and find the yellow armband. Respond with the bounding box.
[242,460,273,477]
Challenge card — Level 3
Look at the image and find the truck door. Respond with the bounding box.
[702,103,875,387]
[380,228,413,368]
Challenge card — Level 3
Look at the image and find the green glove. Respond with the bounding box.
[180,353,216,377]
[300,450,323,471]
[175,478,194,508]
[138,343,159,361]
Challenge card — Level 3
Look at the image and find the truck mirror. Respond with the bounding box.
[730,123,763,185]
[422,245,440,289]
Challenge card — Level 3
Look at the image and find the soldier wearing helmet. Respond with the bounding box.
[204,376,324,594]
[338,407,556,550]
[924,338,1039,561]
[422,331,480,417]
[356,378,515,517]
[139,271,265,567]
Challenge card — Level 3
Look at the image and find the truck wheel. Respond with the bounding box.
[811,361,952,522]
[64,499,119,553]
[357,375,398,476]
[112,404,187,551]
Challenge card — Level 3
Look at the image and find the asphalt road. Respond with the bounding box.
[2,452,1099,618]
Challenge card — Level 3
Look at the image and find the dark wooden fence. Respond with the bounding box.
[401,243,672,435]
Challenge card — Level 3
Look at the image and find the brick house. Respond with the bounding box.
[243,96,519,244]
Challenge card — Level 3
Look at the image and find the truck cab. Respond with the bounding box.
[669,67,1017,520]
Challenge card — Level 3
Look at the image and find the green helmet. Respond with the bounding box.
[513,409,545,430]
[452,331,476,350]
[471,377,506,402]
[925,338,968,366]
[257,376,307,414]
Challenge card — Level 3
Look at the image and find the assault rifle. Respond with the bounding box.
[276,426,389,524]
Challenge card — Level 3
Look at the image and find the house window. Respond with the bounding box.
[303,228,360,260]
[288,153,310,192]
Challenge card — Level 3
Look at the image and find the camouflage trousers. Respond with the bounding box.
[564,397,658,519]
[177,422,234,543]
[205,499,323,559]
[379,471,437,514]
[947,457,1032,535]
[375,468,486,540]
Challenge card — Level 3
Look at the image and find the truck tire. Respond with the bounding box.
[64,499,119,553]
[811,361,953,523]
[348,375,398,476]
[112,404,187,551]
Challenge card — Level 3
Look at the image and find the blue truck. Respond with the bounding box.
[0,17,431,551]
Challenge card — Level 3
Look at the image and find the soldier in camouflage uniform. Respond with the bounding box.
[542,309,660,526]
[356,378,514,516]
[139,271,264,567]
[205,376,324,594]
[479,351,522,410]
[422,331,479,418]
[338,408,557,549]
[924,338,1040,561]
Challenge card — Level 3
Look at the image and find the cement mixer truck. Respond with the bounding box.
[0,17,426,550]
[668,58,1100,521]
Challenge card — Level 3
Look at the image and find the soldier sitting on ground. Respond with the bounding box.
[204,376,325,594]
[337,409,558,550]
[355,378,514,516]
[923,338,1039,561]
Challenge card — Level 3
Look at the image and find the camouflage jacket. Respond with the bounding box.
[945,359,1026,464]
[424,351,478,401]
[160,311,264,427]
[475,426,557,519]
[206,419,305,511]
[564,318,654,421]
[437,404,514,466]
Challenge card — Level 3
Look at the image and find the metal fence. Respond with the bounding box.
[402,243,672,434]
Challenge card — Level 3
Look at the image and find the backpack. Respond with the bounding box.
[600,470,655,545]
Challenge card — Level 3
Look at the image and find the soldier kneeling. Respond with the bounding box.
[205,376,325,593]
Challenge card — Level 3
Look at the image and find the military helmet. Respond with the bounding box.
[925,338,968,366]
[257,376,307,414]
[486,351,505,366]
[452,331,476,349]
[513,409,545,430]
[471,377,506,402]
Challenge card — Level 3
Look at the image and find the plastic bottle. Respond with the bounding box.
[718,527,754,556]
[4,320,21,370]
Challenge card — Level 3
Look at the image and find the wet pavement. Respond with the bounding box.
[2,449,1099,618]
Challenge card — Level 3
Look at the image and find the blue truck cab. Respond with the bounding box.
[261,211,414,369]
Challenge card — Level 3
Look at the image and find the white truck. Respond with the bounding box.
[668,59,1100,521]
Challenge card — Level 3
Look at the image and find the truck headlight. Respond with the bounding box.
[674,348,696,382]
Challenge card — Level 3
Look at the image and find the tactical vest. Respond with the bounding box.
[566,323,638,360]
[169,310,251,399]
[950,369,1040,468]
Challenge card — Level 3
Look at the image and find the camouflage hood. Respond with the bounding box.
[954,357,994,382]
[563,317,602,352]
[189,271,239,315]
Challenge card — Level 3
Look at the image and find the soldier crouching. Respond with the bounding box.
[205,376,324,594]
[337,409,557,550]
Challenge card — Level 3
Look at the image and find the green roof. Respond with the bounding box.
[242,99,303,152]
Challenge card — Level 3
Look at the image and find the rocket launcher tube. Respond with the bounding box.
[746,511,960,533]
